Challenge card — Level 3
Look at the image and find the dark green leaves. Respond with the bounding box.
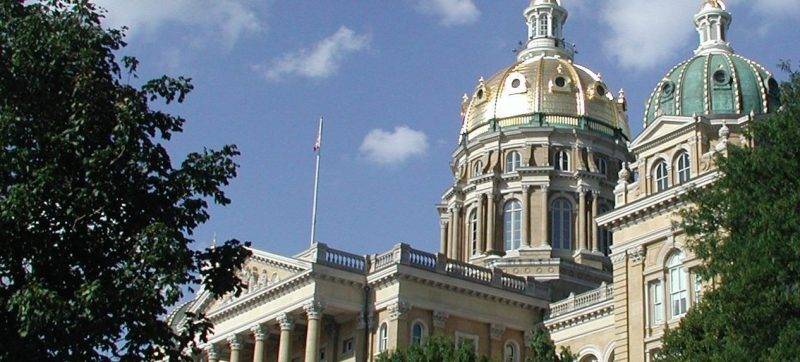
[0,1,250,360]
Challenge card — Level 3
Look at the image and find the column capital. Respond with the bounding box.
[206,345,219,359]
[388,299,411,321]
[490,323,506,341]
[356,313,368,330]
[432,310,449,328]
[278,313,295,331]
[304,301,325,320]
[227,335,242,351]
[628,245,645,264]
[251,324,268,341]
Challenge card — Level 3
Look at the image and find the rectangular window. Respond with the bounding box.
[649,280,664,325]
[455,332,479,353]
[670,267,688,317]
[341,337,354,355]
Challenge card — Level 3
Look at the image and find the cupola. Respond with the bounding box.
[518,0,573,61]
[694,0,733,55]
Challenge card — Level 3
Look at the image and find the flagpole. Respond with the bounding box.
[310,116,323,246]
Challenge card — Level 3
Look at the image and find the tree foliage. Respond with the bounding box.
[656,64,800,361]
[0,1,251,360]
[376,335,489,362]
[526,327,576,362]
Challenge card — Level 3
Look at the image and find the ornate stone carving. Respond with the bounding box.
[303,301,325,320]
[433,310,449,328]
[206,345,219,359]
[490,323,506,340]
[388,299,411,320]
[277,313,294,331]
[251,324,268,341]
[628,245,645,264]
[227,334,242,350]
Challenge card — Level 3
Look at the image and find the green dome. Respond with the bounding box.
[643,52,781,126]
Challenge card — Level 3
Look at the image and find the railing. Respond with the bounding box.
[501,274,527,292]
[548,283,613,318]
[406,248,437,270]
[445,259,492,284]
[316,244,366,273]
[466,112,626,142]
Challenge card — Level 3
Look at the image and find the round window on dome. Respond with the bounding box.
[511,78,521,88]
[555,76,567,88]
[713,70,730,85]
[596,85,607,97]
[768,78,780,96]
[476,89,484,99]
[661,81,675,96]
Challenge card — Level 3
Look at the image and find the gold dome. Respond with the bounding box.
[460,55,631,141]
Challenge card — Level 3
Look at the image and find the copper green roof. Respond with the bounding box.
[644,52,780,126]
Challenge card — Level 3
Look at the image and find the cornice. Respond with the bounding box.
[544,300,614,332]
[207,270,314,322]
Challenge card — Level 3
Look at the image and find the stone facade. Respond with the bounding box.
[171,1,781,361]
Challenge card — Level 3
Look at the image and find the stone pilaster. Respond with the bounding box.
[477,195,485,254]
[388,300,411,350]
[538,186,550,248]
[432,310,449,334]
[522,185,532,248]
[591,191,599,252]
[206,345,219,362]
[486,194,497,254]
[578,188,587,250]
[439,221,448,256]
[354,313,368,362]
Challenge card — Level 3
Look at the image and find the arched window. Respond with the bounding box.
[411,321,426,346]
[676,152,690,184]
[504,341,519,362]
[667,251,688,318]
[538,15,549,37]
[550,198,573,250]
[378,323,389,352]
[469,209,479,256]
[653,161,668,192]
[595,157,607,176]
[504,200,522,251]
[555,150,570,171]
[474,161,484,177]
[506,151,521,173]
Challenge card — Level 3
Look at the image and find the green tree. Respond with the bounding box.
[656,64,800,361]
[376,335,489,362]
[526,327,577,362]
[0,1,251,360]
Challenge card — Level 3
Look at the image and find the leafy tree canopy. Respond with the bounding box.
[656,64,800,361]
[0,1,251,360]
[527,327,576,362]
[376,335,489,362]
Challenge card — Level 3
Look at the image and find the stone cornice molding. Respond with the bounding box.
[544,300,614,332]
[207,270,314,322]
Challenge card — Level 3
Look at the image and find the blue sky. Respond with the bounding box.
[95,0,800,257]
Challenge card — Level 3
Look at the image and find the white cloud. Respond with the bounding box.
[596,0,800,71]
[360,126,429,165]
[415,0,480,26]
[259,26,370,81]
[93,0,263,49]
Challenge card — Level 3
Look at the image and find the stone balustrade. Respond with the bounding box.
[548,282,613,318]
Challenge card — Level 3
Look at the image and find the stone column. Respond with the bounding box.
[354,313,368,362]
[277,314,294,362]
[477,195,485,254]
[304,302,325,362]
[538,186,550,248]
[448,210,455,258]
[228,335,242,362]
[206,345,219,362]
[591,192,599,252]
[252,325,268,362]
[522,185,532,248]
[439,221,448,255]
[453,206,462,260]
[486,194,497,254]
[578,189,587,251]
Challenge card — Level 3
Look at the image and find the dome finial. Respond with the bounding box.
[694,0,733,55]
[518,0,573,61]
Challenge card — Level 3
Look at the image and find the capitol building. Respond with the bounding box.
[169,1,781,361]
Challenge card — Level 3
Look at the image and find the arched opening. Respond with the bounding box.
[653,161,668,192]
[550,198,573,250]
[667,251,688,318]
[675,152,691,184]
[506,151,521,173]
[504,200,523,251]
